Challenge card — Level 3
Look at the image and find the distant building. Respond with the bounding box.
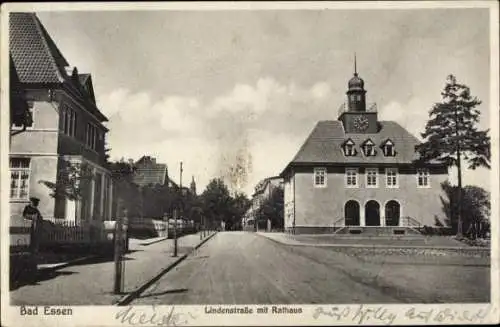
[9,13,112,225]
[132,156,169,187]
[280,62,448,235]
[245,176,284,229]
[190,176,197,195]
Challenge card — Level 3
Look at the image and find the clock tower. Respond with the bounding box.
[338,54,378,133]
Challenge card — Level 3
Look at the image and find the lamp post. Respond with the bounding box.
[173,161,183,257]
[172,209,178,257]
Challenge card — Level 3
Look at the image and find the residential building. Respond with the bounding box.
[132,156,169,187]
[9,13,112,226]
[245,176,284,229]
[280,63,448,234]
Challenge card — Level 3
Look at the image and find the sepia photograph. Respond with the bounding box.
[1,1,498,326]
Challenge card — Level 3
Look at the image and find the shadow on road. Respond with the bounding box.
[137,288,189,299]
[10,270,77,291]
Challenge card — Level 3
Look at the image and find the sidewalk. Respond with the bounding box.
[10,231,217,305]
[257,232,490,255]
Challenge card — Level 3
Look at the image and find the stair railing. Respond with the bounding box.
[333,217,345,233]
[403,216,422,234]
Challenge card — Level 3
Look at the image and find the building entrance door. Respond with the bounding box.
[365,200,380,226]
[385,200,400,226]
[344,200,360,226]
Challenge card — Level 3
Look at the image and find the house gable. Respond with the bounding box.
[9,13,108,123]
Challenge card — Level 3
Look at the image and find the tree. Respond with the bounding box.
[415,74,490,237]
[200,178,232,229]
[107,159,141,218]
[439,181,490,239]
[256,187,284,231]
[227,192,252,230]
[39,160,95,201]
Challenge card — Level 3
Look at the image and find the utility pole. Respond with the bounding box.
[172,209,178,257]
[173,161,183,257]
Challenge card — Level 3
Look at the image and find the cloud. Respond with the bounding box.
[379,99,490,191]
[379,98,431,140]
[100,76,490,196]
[100,77,335,195]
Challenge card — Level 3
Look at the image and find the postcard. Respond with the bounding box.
[1,1,499,326]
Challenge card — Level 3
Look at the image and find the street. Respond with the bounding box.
[132,232,490,304]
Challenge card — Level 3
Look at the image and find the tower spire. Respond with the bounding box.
[354,52,357,76]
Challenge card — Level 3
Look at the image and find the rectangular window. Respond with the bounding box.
[366,168,378,188]
[314,168,327,187]
[10,158,31,200]
[385,144,395,156]
[364,144,375,156]
[385,168,398,188]
[345,168,358,187]
[86,123,98,151]
[85,124,90,146]
[345,144,355,156]
[69,109,74,136]
[417,168,430,187]
[64,107,69,134]
[61,105,77,137]
[13,102,34,129]
[73,112,78,138]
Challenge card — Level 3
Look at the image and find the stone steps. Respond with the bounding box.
[335,226,422,236]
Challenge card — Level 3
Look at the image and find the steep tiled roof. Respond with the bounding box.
[9,13,67,84]
[78,73,90,85]
[9,13,108,122]
[133,164,168,187]
[289,120,427,166]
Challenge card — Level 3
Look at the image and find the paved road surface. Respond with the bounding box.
[132,232,490,305]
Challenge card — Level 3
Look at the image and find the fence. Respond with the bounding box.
[10,218,118,251]
[127,217,199,239]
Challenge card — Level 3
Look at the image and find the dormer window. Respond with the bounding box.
[382,139,396,157]
[342,139,356,156]
[362,139,376,156]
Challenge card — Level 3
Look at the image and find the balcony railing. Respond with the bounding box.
[338,102,377,117]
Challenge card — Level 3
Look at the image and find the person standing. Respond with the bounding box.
[23,197,43,255]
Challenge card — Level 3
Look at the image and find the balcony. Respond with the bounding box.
[338,102,377,117]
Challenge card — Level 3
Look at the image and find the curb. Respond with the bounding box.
[256,233,491,252]
[37,255,99,272]
[115,232,217,306]
[140,236,169,246]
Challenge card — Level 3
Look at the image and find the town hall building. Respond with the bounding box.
[280,62,449,235]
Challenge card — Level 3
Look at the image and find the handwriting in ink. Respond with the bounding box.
[116,305,196,326]
[313,305,397,325]
[405,305,493,324]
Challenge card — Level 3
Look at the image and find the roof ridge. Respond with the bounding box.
[31,13,67,83]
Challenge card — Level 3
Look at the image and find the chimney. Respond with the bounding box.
[65,66,75,77]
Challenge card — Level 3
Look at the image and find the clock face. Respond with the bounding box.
[353,115,369,132]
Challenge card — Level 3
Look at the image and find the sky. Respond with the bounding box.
[36,7,492,196]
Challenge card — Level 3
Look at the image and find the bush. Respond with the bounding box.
[420,225,455,236]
